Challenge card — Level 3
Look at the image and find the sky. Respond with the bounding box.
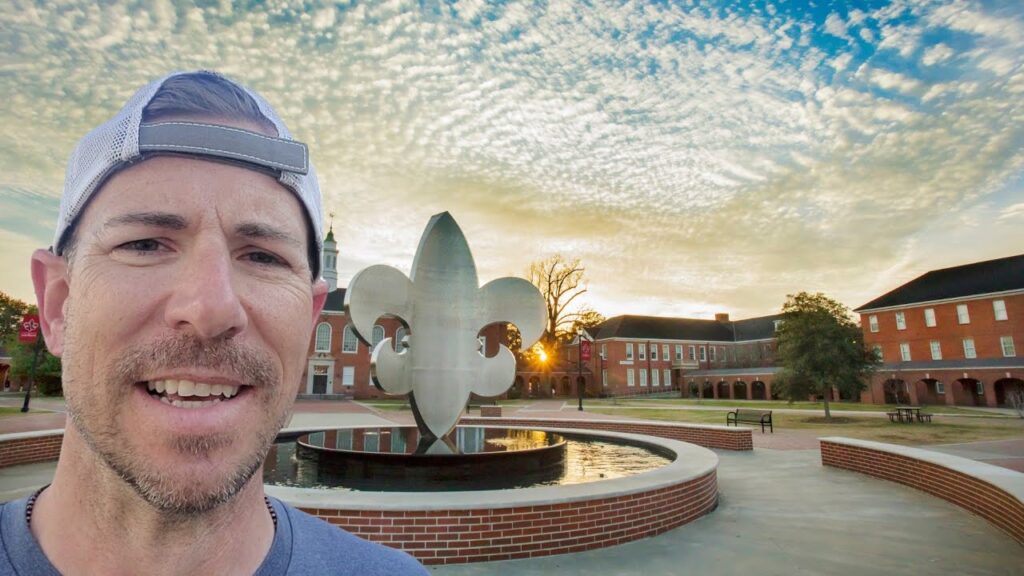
[1,0,1022,321]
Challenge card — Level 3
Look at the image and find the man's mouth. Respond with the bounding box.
[143,379,242,409]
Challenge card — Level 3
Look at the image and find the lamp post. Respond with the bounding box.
[577,331,584,411]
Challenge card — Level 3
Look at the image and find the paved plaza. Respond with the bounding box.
[1,397,1022,574]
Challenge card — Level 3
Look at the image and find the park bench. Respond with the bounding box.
[726,409,773,433]
[466,397,497,412]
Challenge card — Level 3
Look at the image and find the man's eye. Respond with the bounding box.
[245,251,285,266]
[117,239,162,252]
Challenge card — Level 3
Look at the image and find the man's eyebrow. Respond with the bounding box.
[104,212,188,230]
[236,222,302,247]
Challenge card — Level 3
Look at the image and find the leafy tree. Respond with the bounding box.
[0,291,33,342]
[774,292,880,419]
[570,308,606,336]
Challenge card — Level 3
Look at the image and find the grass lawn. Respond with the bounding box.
[589,397,1009,417]
[586,407,1024,445]
[358,398,532,412]
[0,407,34,415]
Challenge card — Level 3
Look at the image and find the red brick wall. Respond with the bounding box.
[820,439,1024,546]
[460,417,753,451]
[479,405,502,417]
[300,469,718,565]
[0,433,62,468]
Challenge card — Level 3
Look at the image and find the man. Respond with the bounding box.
[0,71,427,575]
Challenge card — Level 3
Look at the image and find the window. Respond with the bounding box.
[957,304,970,324]
[639,369,647,387]
[688,345,696,360]
[371,325,385,349]
[993,300,1008,321]
[924,308,936,327]
[872,345,883,361]
[625,343,634,360]
[477,336,487,356]
[773,319,783,331]
[651,344,658,361]
[342,325,358,353]
[895,311,906,330]
[710,346,717,362]
[627,369,635,387]
[639,345,646,360]
[341,366,355,386]
[602,369,608,387]
[394,327,407,352]
[1002,336,1017,357]
[601,343,607,359]
[651,369,660,387]
[936,381,945,394]
[976,381,984,396]
[663,369,671,387]
[699,346,707,362]
[314,322,332,352]
[962,338,976,359]
[675,345,683,361]
[662,344,669,362]
[868,315,879,333]
[929,341,942,360]
[899,343,911,362]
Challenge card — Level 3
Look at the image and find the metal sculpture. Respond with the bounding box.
[344,212,545,450]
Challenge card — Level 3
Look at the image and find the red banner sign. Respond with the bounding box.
[18,314,40,343]
[580,340,592,361]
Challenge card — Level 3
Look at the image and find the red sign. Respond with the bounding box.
[580,340,592,361]
[18,314,40,343]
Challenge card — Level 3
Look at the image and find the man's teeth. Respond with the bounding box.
[146,379,240,408]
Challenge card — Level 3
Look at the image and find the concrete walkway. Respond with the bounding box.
[432,449,1024,576]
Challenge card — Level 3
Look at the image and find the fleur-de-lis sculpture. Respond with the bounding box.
[344,212,545,449]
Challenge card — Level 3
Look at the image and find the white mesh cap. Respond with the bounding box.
[55,70,323,277]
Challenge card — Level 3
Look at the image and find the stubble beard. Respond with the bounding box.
[63,313,290,518]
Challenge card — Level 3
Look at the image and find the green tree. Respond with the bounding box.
[0,291,33,342]
[774,292,880,419]
[570,308,606,336]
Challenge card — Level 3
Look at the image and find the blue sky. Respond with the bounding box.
[1,0,1022,319]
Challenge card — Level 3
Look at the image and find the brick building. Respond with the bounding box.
[855,254,1024,407]
[570,313,783,400]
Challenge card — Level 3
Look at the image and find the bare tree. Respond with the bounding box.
[526,255,588,349]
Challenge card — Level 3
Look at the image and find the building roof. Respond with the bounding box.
[877,357,1024,371]
[324,288,347,312]
[855,253,1024,312]
[595,313,783,343]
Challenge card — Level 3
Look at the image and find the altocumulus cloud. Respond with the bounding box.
[1,0,1022,318]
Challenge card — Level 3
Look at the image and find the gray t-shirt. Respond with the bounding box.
[0,495,427,575]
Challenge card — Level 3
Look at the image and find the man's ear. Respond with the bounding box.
[31,249,70,357]
[310,278,329,327]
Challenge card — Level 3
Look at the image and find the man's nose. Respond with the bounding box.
[164,244,248,340]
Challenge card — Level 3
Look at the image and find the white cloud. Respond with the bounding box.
[922,43,954,66]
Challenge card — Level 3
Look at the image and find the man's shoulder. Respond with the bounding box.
[277,500,428,575]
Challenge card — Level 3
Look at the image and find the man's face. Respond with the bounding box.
[53,154,324,513]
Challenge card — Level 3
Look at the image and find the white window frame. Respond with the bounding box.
[872,345,883,361]
[651,369,660,387]
[957,304,970,324]
[627,369,635,387]
[477,335,487,356]
[601,343,607,359]
[962,338,976,359]
[924,308,936,327]
[675,344,682,361]
[394,327,407,352]
[710,346,717,362]
[663,369,670,387]
[936,381,945,394]
[662,344,669,362]
[639,369,647,387]
[699,346,707,362]
[650,344,658,361]
[625,343,634,361]
[1002,336,1016,357]
[314,322,332,353]
[342,325,358,353]
[341,366,355,386]
[371,325,385,349]
[895,311,906,331]
[639,345,646,361]
[868,315,879,333]
[602,369,608,387]
[993,300,1008,321]
[688,345,696,360]
[899,342,911,362]
[976,381,984,396]
[929,341,942,360]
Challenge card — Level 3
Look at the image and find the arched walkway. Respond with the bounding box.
[733,381,748,400]
[702,381,714,399]
[527,376,541,398]
[914,378,944,406]
[560,376,571,396]
[954,378,983,406]
[883,378,909,404]
[751,381,766,400]
[716,381,730,399]
[994,378,1024,407]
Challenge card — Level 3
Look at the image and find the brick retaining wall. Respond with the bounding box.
[0,431,62,468]
[299,468,718,565]
[461,417,753,451]
[820,437,1024,546]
